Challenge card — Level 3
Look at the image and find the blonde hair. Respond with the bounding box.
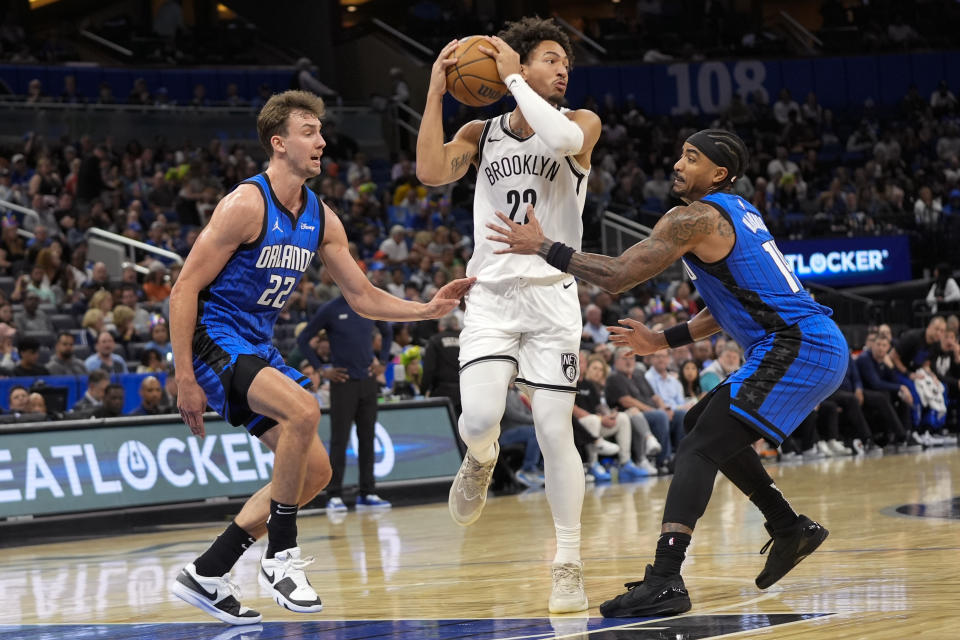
[82,308,104,330]
[257,90,326,157]
[88,289,113,312]
[112,304,134,328]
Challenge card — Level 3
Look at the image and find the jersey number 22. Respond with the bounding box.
[257,275,296,308]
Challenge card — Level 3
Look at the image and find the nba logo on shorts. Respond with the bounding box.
[561,352,578,383]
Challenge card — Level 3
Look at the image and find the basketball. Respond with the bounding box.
[445,36,507,107]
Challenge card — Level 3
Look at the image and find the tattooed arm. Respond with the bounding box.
[487,201,731,293]
[415,115,485,186]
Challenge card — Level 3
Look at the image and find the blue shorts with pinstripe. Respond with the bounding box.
[193,326,311,438]
[723,314,848,446]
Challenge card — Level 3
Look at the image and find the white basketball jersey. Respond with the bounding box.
[468,112,589,282]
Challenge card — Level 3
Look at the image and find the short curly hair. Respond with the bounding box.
[497,16,574,67]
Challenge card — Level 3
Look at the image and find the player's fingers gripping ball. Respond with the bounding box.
[445,36,508,107]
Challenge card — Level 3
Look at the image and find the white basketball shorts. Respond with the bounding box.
[459,275,582,392]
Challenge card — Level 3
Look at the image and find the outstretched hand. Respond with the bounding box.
[607,318,667,357]
[423,276,476,319]
[486,205,547,255]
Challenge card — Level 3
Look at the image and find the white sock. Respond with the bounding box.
[470,443,498,464]
[554,523,581,564]
[532,389,584,565]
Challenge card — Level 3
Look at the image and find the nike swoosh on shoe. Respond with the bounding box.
[181,571,218,600]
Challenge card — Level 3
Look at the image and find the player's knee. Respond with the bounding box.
[288,397,321,438]
[459,398,504,442]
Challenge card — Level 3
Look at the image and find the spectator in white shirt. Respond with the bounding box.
[772,88,799,126]
[927,263,960,314]
[644,351,693,413]
[378,225,409,266]
[582,304,609,344]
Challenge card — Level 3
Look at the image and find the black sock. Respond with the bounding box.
[750,482,798,533]
[194,521,256,577]
[651,531,691,578]
[266,499,299,559]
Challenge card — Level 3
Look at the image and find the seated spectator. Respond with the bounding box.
[823,352,878,452]
[582,304,609,345]
[142,263,171,301]
[93,383,126,418]
[27,392,47,416]
[669,281,699,315]
[84,331,128,373]
[137,348,165,374]
[391,347,423,399]
[88,289,115,327]
[926,263,960,314]
[700,342,743,392]
[0,322,18,371]
[119,283,152,335]
[575,355,653,481]
[644,350,692,448]
[679,359,704,402]
[606,347,673,471]
[379,225,409,267]
[12,266,57,305]
[498,383,544,488]
[12,336,48,376]
[856,333,915,445]
[934,327,960,428]
[85,262,110,290]
[79,308,105,347]
[14,290,54,334]
[47,331,87,376]
[72,369,109,412]
[692,340,714,369]
[129,376,166,415]
[7,385,29,414]
[892,316,946,378]
[111,304,137,350]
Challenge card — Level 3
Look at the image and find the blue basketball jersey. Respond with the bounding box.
[681,192,832,351]
[197,173,324,344]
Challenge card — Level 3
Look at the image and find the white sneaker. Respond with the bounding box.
[637,458,659,475]
[171,563,262,625]
[816,440,834,457]
[595,438,620,457]
[645,433,662,457]
[259,547,323,613]
[448,442,499,526]
[852,438,865,455]
[548,561,588,613]
[828,439,851,455]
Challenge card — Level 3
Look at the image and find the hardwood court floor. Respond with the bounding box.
[1,446,958,639]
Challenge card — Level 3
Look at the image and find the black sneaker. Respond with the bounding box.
[755,514,828,590]
[599,564,691,618]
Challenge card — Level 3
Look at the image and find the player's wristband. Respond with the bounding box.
[663,322,694,348]
[545,241,575,272]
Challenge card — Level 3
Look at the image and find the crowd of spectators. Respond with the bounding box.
[364,1,960,65]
